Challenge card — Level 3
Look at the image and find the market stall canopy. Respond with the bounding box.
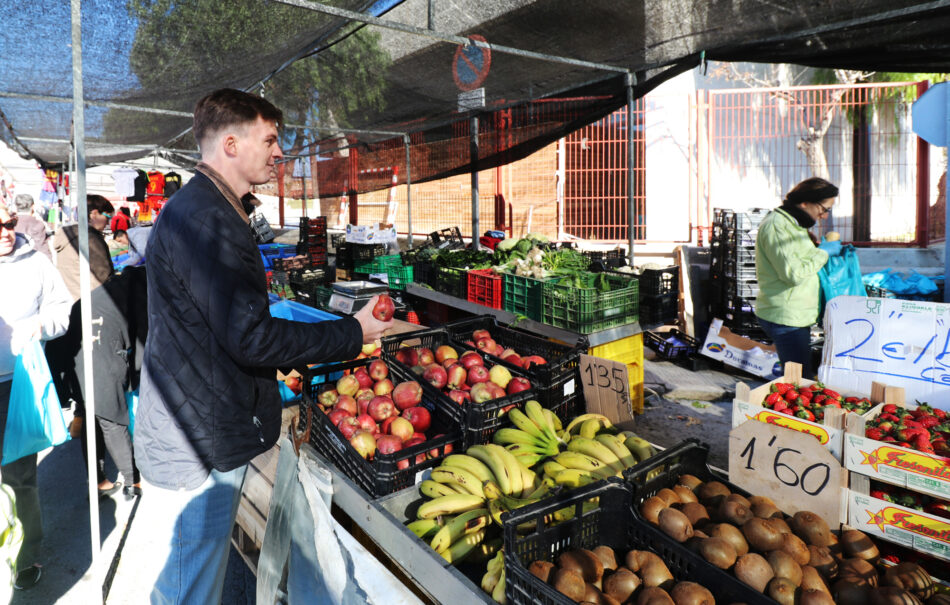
[3,0,950,193]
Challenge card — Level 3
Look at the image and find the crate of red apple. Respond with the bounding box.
[382,327,538,448]
[300,356,462,498]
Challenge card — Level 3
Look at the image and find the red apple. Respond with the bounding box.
[389,417,415,442]
[459,351,484,369]
[355,413,378,434]
[492,344,506,357]
[428,435,452,459]
[350,431,376,459]
[394,348,413,366]
[475,338,497,353]
[446,364,467,390]
[334,395,357,416]
[368,359,388,381]
[380,416,397,435]
[353,368,373,390]
[338,416,361,440]
[467,365,491,384]
[500,348,518,360]
[373,378,394,396]
[356,390,375,415]
[284,375,302,395]
[435,345,458,364]
[507,377,532,395]
[402,406,431,433]
[404,435,426,449]
[442,358,459,369]
[392,381,423,410]
[318,389,340,408]
[470,382,494,403]
[327,408,353,427]
[488,383,507,400]
[336,374,360,397]
[376,434,404,455]
[464,340,475,347]
[472,329,492,342]
[397,458,410,470]
[417,347,435,367]
[448,390,472,405]
[423,364,448,390]
[367,396,396,422]
[521,355,547,369]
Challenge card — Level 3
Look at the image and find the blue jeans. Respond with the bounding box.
[150,465,247,605]
[757,317,813,377]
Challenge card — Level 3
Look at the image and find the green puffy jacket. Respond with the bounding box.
[754,208,829,328]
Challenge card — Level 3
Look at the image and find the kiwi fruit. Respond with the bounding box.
[838,558,879,586]
[767,549,803,586]
[529,560,555,583]
[766,516,792,535]
[883,562,935,600]
[696,481,731,506]
[778,532,811,566]
[552,567,588,602]
[583,582,619,605]
[870,586,925,605]
[699,536,737,569]
[626,550,674,589]
[669,581,715,605]
[840,529,880,560]
[676,474,703,491]
[807,545,838,578]
[725,492,752,508]
[641,496,668,524]
[800,565,831,595]
[927,595,950,605]
[673,484,699,504]
[717,498,754,526]
[657,487,682,506]
[833,577,870,605]
[658,507,694,543]
[742,517,785,552]
[637,586,675,605]
[767,577,800,605]
[593,545,617,571]
[559,549,604,583]
[748,495,783,519]
[679,501,711,527]
[602,567,640,603]
[735,552,775,592]
[709,522,749,556]
[800,588,836,605]
[790,511,832,546]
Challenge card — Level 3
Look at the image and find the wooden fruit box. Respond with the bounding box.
[846,489,950,562]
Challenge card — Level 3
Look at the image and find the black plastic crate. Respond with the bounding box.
[643,329,699,360]
[381,327,537,448]
[411,260,436,288]
[436,265,468,299]
[300,358,462,499]
[444,315,588,411]
[621,439,774,605]
[637,266,679,298]
[429,226,465,250]
[639,293,678,325]
[351,243,387,262]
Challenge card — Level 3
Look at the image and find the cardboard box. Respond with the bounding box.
[701,318,781,379]
[847,490,950,562]
[345,223,397,244]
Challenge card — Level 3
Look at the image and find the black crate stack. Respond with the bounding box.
[709,208,770,342]
[296,216,328,267]
[638,266,680,325]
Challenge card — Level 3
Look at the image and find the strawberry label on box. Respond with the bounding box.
[844,435,950,499]
[732,402,843,457]
[848,490,950,562]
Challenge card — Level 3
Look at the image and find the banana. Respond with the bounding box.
[491,568,506,604]
[509,450,544,469]
[623,434,656,462]
[505,442,551,456]
[487,496,509,526]
[493,428,548,449]
[542,460,568,477]
[579,418,604,439]
[486,444,524,496]
[417,494,486,519]
[467,445,513,496]
[481,550,504,593]
[525,400,557,442]
[429,508,490,554]
[567,437,624,473]
[554,451,616,479]
[525,481,551,500]
[552,468,598,488]
[442,454,495,484]
[407,518,442,540]
[440,528,486,564]
[468,537,503,565]
[482,480,504,501]
[563,413,612,436]
[518,462,538,499]
[595,433,637,470]
[544,408,563,432]
[508,408,546,441]
[420,479,462,499]
[431,466,486,498]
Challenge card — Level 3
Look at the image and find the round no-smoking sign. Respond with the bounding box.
[453,35,491,92]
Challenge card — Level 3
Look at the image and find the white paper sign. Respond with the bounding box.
[820,295,950,410]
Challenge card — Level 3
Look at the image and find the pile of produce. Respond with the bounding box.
[313,359,443,462]
[393,343,532,405]
[640,474,947,604]
[760,382,874,422]
[433,248,495,271]
[456,326,550,370]
[527,545,715,605]
[870,482,950,521]
[492,237,589,280]
[864,403,950,456]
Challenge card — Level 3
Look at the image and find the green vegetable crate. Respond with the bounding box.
[385,263,413,291]
[502,272,552,321]
[542,272,639,333]
[353,253,400,275]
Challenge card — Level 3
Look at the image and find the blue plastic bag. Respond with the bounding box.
[2,340,69,465]
[126,389,139,437]
[818,244,865,316]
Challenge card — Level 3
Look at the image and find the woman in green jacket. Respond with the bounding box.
[755,177,837,375]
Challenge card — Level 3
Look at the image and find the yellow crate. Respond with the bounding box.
[589,333,644,415]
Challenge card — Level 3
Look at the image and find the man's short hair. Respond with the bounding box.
[13,194,34,213]
[87,194,115,216]
[193,89,283,151]
[114,229,128,241]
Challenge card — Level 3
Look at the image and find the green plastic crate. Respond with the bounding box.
[502,272,552,321]
[542,273,639,333]
[353,254,400,274]
[386,264,414,291]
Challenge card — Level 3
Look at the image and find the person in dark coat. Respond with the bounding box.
[132,89,393,604]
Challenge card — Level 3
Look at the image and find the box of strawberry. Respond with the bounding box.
[734,361,877,459]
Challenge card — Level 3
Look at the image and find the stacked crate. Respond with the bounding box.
[637,266,679,325]
[296,216,328,267]
[709,208,770,342]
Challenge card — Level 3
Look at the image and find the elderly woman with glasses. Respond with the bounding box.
[754,177,837,376]
[0,203,72,590]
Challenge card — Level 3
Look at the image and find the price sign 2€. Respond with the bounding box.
[729,420,844,526]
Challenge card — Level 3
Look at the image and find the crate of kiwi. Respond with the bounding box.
[623,438,949,605]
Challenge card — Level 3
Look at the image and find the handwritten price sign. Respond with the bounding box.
[729,420,844,524]
[579,354,636,429]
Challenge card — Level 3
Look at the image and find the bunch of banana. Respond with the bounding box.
[541,418,659,488]
[480,550,506,604]
[491,400,563,466]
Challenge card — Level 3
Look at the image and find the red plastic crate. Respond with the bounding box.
[467,269,503,309]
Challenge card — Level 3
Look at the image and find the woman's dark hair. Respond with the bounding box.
[87,194,115,216]
[784,177,838,206]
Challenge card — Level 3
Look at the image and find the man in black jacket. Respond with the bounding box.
[133,89,392,604]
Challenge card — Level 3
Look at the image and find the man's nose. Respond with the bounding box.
[274,146,284,160]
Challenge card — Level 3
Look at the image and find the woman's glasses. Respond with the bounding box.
[0,217,18,231]
[818,204,833,217]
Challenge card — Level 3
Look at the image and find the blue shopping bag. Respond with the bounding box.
[126,389,139,438]
[2,340,69,465]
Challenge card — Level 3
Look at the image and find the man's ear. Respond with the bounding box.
[223,133,239,158]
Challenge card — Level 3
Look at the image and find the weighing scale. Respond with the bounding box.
[328,281,390,315]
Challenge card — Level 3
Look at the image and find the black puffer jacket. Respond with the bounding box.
[135,172,361,489]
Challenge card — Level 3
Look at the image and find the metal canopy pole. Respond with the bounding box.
[626,72,636,265]
[471,116,480,249]
[71,0,102,594]
[405,134,413,248]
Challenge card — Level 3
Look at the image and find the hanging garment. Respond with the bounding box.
[163,172,182,197]
[113,167,139,198]
[146,171,165,200]
[127,170,148,202]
